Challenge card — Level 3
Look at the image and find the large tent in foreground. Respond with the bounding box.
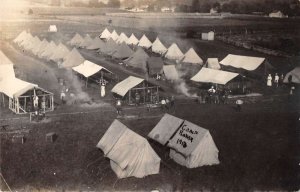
[97,119,161,178]
[151,37,167,55]
[148,113,220,168]
[283,67,300,84]
[60,48,85,68]
[0,77,54,114]
[111,76,160,104]
[72,60,113,86]
[191,68,239,85]
[124,47,149,72]
[165,43,184,61]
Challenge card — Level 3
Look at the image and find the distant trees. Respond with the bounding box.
[107,0,121,8]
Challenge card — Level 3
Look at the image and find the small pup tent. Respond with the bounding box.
[148,114,220,168]
[48,25,58,32]
[151,37,167,55]
[165,43,184,61]
[283,67,300,84]
[182,48,203,65]
[99,28,111,40]
[96,119,161,178]
[138,34,152,49]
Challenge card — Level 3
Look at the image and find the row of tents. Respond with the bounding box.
[97,113,220,178]
[0,50,54,114]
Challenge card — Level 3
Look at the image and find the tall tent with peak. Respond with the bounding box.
[205,58,221,70]
[86,37,106,50]
[60,48,85,68]
[112,42,134,59]
[80,34,93,48]
[99,38,118,55]
[148,113,220,168]
[49,43,70,63]
[100,28,111,40]
[40,41,57,59]
[283,67,300,84]
[182,48,203,65]
[13,30,27,44]
[110,30,119,42]
[27,36,41,53]
[165,43,184,61]
[35,39,49,57]
[32,38,47,55]
[138,34,152,49]
[124,47,149,72]
[68,33,84,47]
[97,119,161,178]
[116,33,129,44]
[20,32,33,48]
[151,37,167,55]
[126,34,139,46]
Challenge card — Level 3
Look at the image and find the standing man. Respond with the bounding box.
[100,82,106,97]
[116,99,122,115]
[135,92,140,106]
[236,99,243,112]
[274,73,279,88]
[267,74,272,87]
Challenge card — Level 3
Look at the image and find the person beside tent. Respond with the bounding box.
[279,74,284,86]
[267,74,272,87]
[161,98,166,111]
[274,73,279,88]
[236,99,243,112]
[116,99,122,115]
[135,92,141,106]
[60,90,66,104]
[208,86,216,104]
[101,82,106,97]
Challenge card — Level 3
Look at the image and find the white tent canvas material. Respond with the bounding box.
[50,43,70,62]
[99,39,118,55]
[61,48,85,68]
[124,47,149,71]
[13,30,27,44]
[0,77,37,98]
[97,119,161,178]
[86,37,105,50]
[20,33,33,48]
[206,58,221,70]
[68,33,84,46]
[148,113,184,145]
[0,50,13,65]
[24,36,41,51]
[72,60,111,78]
[0,64,15,81]
[111,43,134,59]
[40,41,57,59]
[182,48,203,65]
[80,34,93,48]
[100,28,111,39]
[111,76,144,97]
[126,34,139,46]
[191,68,239,85]
[165,43,184,61]
[116,33,129,44]
[138,34,152,49]
[163,65,179,80]
[32,38,47,55]
[48,25,58,32]
[220,54,265,71]
[110,30,119,41]
[35,39,49,57]
[151,38,167,55]
[284,67,300,84]
[167,120,220,168]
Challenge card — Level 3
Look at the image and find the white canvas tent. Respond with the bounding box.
[96,119,161,178]
[60,48,85,68]
[0,50,13,65]
[100,28,111,40]
[68,33,84,47]
[111,76,144,97]
[148,114,220,168]
[110,30,119,42]
[165,43,184,61]
[86,37,105,50]
[20,33,33,48]
[72,60,111,78]
[220,54,266,71]
[126,34,139,46]
[182,48,203,65]
[202,31,214,41]
[80,34,93,48]
[205,58,221,70]
[124,47,149,72]
[32,38,47,55]
[116,32,129,44]
[191,68,239,85]
[151,38,167,55]
[163,65,179,80]
[13,30,27,44]
[48,25,58,32]
[40,41,57,60]
[0,51,15,81]
[283,67,300,84]
[49,43,70,63]
[111,42,134,59]
[138,34,152,49]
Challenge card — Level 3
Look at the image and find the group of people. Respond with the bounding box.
[266,73,284,87]
[160,96,175,111]
[197,86,231,105]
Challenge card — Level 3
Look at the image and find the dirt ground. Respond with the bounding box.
[1,13,300,191]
